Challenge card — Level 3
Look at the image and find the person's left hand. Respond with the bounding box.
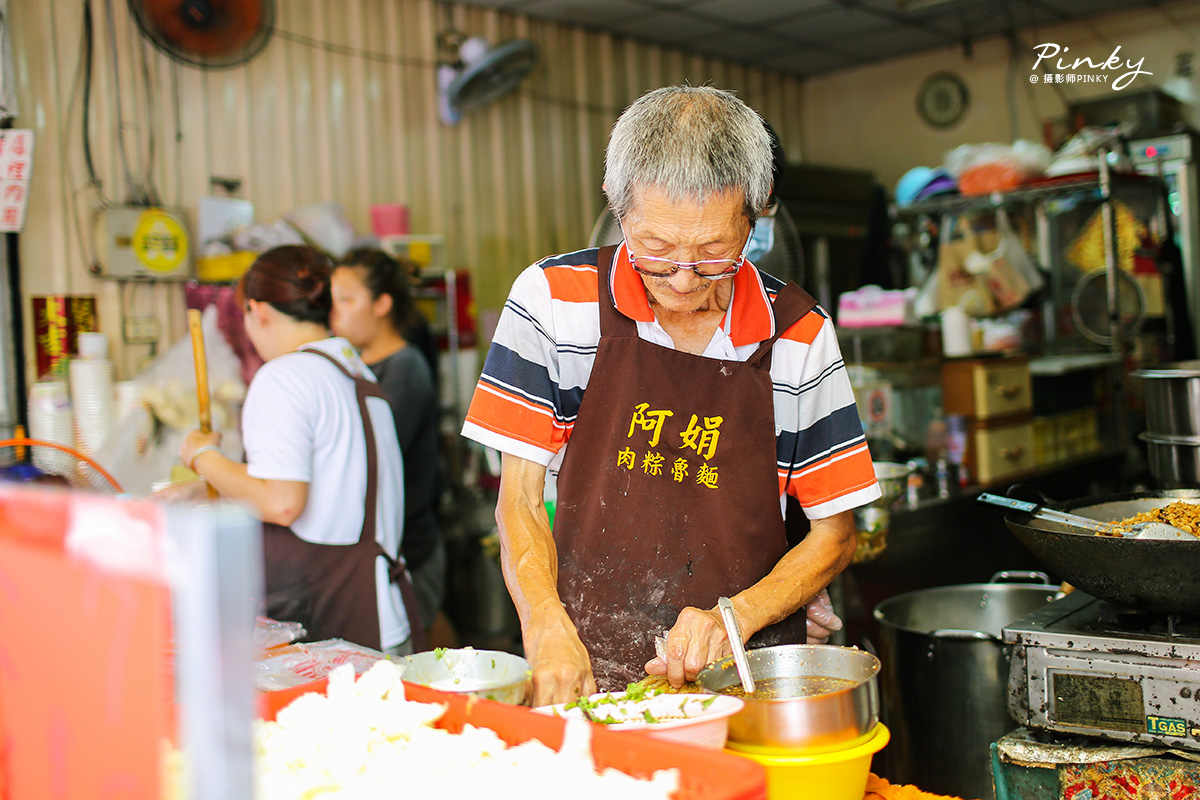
[179,429,222,471]
[644,605,731,688]
[806,588,843,643]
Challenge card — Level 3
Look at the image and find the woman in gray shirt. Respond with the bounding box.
[331,248,445,641]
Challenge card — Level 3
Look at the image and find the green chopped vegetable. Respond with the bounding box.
[491,658,496,669]
[623,682,650,702]
[642,709,658,723]
[433,647,448,660]
[701,696,717,709]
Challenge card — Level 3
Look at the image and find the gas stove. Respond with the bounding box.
[1004,590,1200,751]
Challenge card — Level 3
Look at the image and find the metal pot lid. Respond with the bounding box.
[1133,360,1200,378]
[1139,431,1200,445]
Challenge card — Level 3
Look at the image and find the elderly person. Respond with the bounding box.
[462,86,880,705]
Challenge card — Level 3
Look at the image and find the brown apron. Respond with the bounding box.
[553,246,817,690]
[262,347,426,652]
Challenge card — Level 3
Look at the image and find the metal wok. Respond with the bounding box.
[1002,490,1200,615]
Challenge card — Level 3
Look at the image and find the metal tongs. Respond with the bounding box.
[978,493,1193,540]
[717,596,756,695]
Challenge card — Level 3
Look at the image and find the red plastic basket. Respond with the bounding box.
[261,678,766,800]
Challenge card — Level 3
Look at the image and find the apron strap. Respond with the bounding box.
[596,244,639,339]
[298,347,427,652]
[746,281,818,368]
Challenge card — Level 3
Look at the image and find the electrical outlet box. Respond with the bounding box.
[95,206,193,280]
[123,316,161,344]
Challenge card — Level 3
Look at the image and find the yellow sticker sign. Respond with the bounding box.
[131,210,188,274]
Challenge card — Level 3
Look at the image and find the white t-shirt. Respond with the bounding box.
[242,337,409,648]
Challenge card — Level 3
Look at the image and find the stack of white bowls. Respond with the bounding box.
[27,380,75,474]
[69,333,116,457]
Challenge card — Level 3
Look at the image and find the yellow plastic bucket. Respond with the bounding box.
[726,723,890,800]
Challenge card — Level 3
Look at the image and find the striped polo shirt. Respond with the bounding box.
[462,243,881,520]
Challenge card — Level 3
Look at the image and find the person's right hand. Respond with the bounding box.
[151,478,213,504]
[525,620,595,707]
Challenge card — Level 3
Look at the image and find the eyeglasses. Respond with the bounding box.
[623,229,752,280]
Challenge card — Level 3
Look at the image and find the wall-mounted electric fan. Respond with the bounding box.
[129,0,276,69]
[438,36,537,125]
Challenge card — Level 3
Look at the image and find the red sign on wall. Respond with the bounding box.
[31,295,97,378]
[0,129,33,232]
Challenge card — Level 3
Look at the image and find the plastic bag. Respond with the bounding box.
[944,140,1052,196]
[255,617,307,652]
[284,202,356,258]
[93,305,245,496]
[254,639,393,691]
[965,209,1045,311]
[938,213,1043,315]
[937,217,998,316]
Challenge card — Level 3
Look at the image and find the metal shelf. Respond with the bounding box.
[890,156,1169,483]
[892,172,1160,219]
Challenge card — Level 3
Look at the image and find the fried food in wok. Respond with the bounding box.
[1111,501,1200,538]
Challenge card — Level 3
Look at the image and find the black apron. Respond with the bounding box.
[261,347,425,652]
[553,246,817,689]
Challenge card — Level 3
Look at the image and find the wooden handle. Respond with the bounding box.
[188,308,219,500]
[187,309,213,434]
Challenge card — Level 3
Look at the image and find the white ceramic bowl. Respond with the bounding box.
[535,692,744,749]
[396,648,531,704]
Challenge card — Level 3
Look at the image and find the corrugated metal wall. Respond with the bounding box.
[12,0,805,380]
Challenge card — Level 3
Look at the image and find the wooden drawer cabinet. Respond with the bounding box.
[942,356,1032,421]
[967,417,1035,483]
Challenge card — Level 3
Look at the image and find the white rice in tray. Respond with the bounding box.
[256,661,680,799]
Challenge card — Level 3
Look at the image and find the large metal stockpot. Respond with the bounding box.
[1135,360,1200,437]
[696,644,880,751]
[873,572,1057,800]
[1139,432,1200,489]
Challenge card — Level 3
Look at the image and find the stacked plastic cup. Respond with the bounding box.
[69,333,116,457]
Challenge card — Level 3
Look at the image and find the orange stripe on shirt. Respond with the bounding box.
[544,264,600,304]
[465,383,571,453]
[780,442,877,506]
[778,310,826,345]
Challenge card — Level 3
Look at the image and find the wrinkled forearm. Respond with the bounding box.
[495,455,574,638]
[730,510,856,636]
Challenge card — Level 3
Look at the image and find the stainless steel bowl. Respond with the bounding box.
[1140,431,1200,489]
[396,648,531,705]
[1135,361,1200,437]
[696,644,880,750]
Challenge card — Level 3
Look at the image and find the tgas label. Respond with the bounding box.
[1146,715,1188,737]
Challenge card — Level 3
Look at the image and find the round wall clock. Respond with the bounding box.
[916,71,970,129]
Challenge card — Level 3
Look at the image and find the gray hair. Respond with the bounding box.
[603,85,773,225]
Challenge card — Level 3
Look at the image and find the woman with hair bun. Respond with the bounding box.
[331,248,446,644]
[178,244,420,654]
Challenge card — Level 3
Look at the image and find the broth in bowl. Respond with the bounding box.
[719,675,859,700]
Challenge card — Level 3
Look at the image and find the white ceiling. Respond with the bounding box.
[460,0,1162,77]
